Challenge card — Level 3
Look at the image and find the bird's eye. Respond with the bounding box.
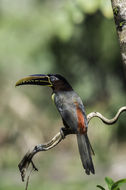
[51,77,55,81]
[50,76,58,82]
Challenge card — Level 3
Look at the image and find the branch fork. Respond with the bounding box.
[18,106,126,182]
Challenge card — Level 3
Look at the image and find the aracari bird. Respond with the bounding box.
[16,74,95,175]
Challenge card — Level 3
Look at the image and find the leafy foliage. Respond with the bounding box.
[97,177,126,190]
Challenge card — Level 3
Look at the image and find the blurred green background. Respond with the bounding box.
[0,0,126,189]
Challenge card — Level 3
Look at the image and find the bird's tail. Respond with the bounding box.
[77,133,95,175]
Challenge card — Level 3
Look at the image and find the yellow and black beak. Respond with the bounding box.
[15,74,52,87]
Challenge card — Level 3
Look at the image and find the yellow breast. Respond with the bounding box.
[51,93,55,102]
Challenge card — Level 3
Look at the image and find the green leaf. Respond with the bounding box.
[96,185,106,190]
[111,178,126,190]
[105,177,114,190]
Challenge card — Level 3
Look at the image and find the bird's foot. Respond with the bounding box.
[60,127,75,138]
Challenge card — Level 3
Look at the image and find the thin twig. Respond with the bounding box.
[25,167,35,190]
[87,106,126,124]
[18,106,126,182]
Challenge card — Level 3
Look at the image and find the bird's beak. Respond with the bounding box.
[15,74,52,87]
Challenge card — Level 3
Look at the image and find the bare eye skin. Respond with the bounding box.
[50,76,58,82]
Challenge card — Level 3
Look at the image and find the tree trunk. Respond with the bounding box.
[111,0,126,75]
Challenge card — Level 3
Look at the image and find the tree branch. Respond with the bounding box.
[87,106,126,124]
[18,131,64,182]
[18,106,126,182]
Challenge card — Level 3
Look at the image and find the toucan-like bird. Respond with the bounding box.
[16,74,95,175]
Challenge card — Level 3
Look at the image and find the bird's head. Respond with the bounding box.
[15,74,73,92]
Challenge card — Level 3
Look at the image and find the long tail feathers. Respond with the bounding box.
[77,133,95,175]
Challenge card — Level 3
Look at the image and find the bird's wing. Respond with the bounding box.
[54,94,78,131]
[74,101,87,134]
[59,102,79,132]
[54,93,87,133]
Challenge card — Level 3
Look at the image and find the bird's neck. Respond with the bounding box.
[52,82,73,93]
[51,88,74,103]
